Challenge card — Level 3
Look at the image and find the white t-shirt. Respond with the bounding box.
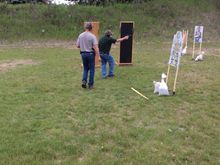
[76,31,98,52]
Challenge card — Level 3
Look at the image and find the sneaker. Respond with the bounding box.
[108,74,115,77]
[82,81,87,88]
[88,85,94,90]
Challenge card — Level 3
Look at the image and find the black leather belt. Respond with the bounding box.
[80,51,94,53]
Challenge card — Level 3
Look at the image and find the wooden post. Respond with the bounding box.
[91,22,100,67]
[84,22,100,68]
[186,30,188,48]
[182,30,188,50]
[166,65,171,84]
[182,30,186,49]
[173,65,179,95]
[131,87,149,100]
[199,42,202,54]
[192,39,196,59]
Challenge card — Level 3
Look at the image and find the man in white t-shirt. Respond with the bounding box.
[76,22,100,89]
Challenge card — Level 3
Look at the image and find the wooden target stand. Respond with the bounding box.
[82,22,100,68]
[181,30,188,54]
[117,21,134,66]
[166,31,183,95]
[192,26,204,59]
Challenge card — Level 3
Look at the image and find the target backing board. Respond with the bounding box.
[118,21,134,66]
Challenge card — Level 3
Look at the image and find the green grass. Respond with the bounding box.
[0,41,219,164]
[0,0,220,41]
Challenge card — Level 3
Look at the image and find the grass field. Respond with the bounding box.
[1,1,220,41]
[0,41,219,164]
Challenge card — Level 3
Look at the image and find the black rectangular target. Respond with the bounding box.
[119,21,134,65]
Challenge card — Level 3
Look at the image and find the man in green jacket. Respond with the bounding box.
[98,30,129,78]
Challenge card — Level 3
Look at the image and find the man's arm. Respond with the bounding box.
[116,35,129,42]
[76,38,80,48]
[93,44,100,60]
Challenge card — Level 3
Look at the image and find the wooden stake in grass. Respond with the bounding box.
[131,87,149,100]
[192,39,196,59]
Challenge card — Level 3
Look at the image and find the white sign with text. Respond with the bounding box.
[168,31,183,67]
[194,26,204,43]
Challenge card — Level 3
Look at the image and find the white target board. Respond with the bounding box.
[194,26,204,43]
[168,31,183,67]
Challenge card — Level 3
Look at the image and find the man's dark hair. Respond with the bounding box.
[84,22,93,31]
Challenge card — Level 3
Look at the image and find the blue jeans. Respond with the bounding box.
[100,53,115,78]
[81,52,95,86]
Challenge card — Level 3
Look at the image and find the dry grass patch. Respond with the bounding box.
[0,59,40,73]
[0,40,77,49]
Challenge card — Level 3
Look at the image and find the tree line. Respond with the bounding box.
[78,0,153,5]
[0,0,152,3]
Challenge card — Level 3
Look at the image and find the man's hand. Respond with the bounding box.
[124,35,129,40]
[117,35,130,42]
